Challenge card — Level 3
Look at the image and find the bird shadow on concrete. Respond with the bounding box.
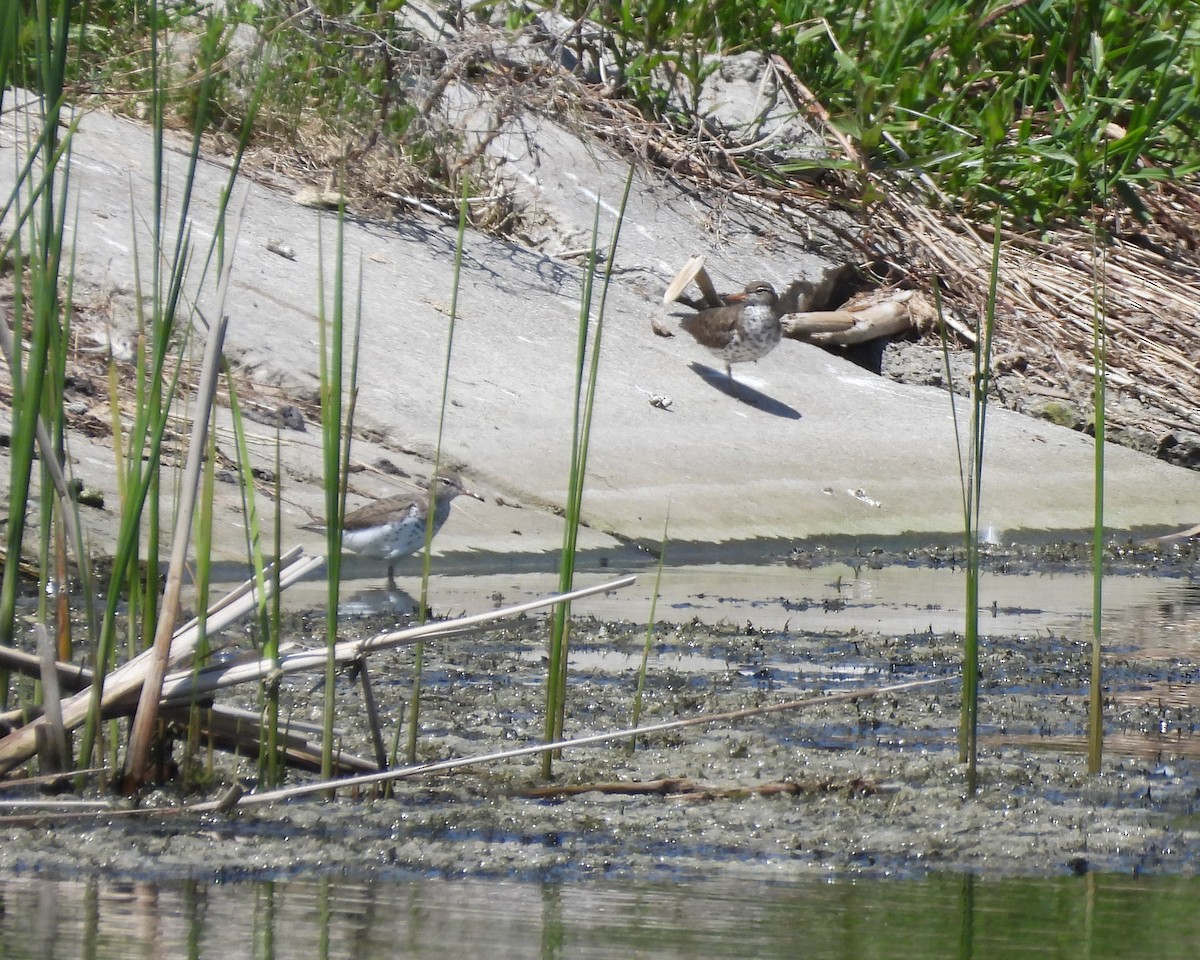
[688,363,801,419]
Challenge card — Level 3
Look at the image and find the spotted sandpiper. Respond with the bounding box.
[311,474,484,589]
[678,280,782,383]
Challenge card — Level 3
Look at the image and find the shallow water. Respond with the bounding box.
[300,553,1200,643]
[0,871,1196,960]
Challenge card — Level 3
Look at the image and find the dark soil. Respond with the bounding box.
[3,604,1199,883]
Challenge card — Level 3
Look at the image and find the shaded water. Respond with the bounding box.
[0,872,1196,959]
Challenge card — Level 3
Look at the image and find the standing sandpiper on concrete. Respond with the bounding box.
[313,474,484,589]
[678,280,782,384]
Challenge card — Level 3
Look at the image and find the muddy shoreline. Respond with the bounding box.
[3,578,1200,884]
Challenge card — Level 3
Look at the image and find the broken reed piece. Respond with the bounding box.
[781,290,918,345]
[663,255,722,308]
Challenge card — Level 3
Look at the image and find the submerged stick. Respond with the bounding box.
[356,660,388,771]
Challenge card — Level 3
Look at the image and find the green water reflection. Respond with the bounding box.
[0,872,1193,959]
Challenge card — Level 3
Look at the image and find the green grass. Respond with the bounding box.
[32,2,1199,236]
[567,1,1200,229]
[1088,212,1109,774]
[315,211,361,783]
[404,178,471,767]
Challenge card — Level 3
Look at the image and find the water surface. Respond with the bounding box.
[0,872,1194,960]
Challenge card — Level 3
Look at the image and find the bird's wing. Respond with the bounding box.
[341,495,419,530]
[679,311,738,349]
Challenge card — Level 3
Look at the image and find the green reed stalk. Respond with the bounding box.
[939,212,1002,795]
[182,424,217,788]
[78,341,190,772]
[222,370,281,781]
[542,167,634,778]
[36,208,79,661]
[317,215,346,783]
[629,506,670,753]
[0,2,16,108]
[964,215,1002,794]
[405,181,470,765]
[194,425,217,659]
[1088,234,1108,774]
[0,0,72,658]
[542,208,600,777]
[267,427,285,785]
[80,5,258,777]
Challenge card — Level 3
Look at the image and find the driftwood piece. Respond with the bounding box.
[0,635,376,777]
[663,255,722,307]
[152,575,639,707]
[663,260,918,348]
[782,290,918,345]
[0,574,638,782]
[1142,522,1200,543]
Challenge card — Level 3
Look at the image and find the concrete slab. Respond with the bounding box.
[2,92,1198,571]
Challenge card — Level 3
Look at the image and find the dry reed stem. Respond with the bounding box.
[0,549,324,775]
[154,575,639,705]
[124,314,230,790]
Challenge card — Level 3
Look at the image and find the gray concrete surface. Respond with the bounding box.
[3,91,1199,572]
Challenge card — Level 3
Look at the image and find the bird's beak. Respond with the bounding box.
[459,484,486,503]
[723,290,748,304]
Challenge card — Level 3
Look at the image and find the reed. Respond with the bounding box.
[267,428,285,785]
[541,203,601,777]
[0,0,286,788]
[542,168,634,779]
[222,371,281,784]
[181,424,218,788]
[405,179,471,765]
[938,211,1002,794]
[0,0,74,664]
[629,506,670,753]
[315,212,362,783]
[1088,225,1108,774]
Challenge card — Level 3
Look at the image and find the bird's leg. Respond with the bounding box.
[386,562,398,592]
[725,362,747,400]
